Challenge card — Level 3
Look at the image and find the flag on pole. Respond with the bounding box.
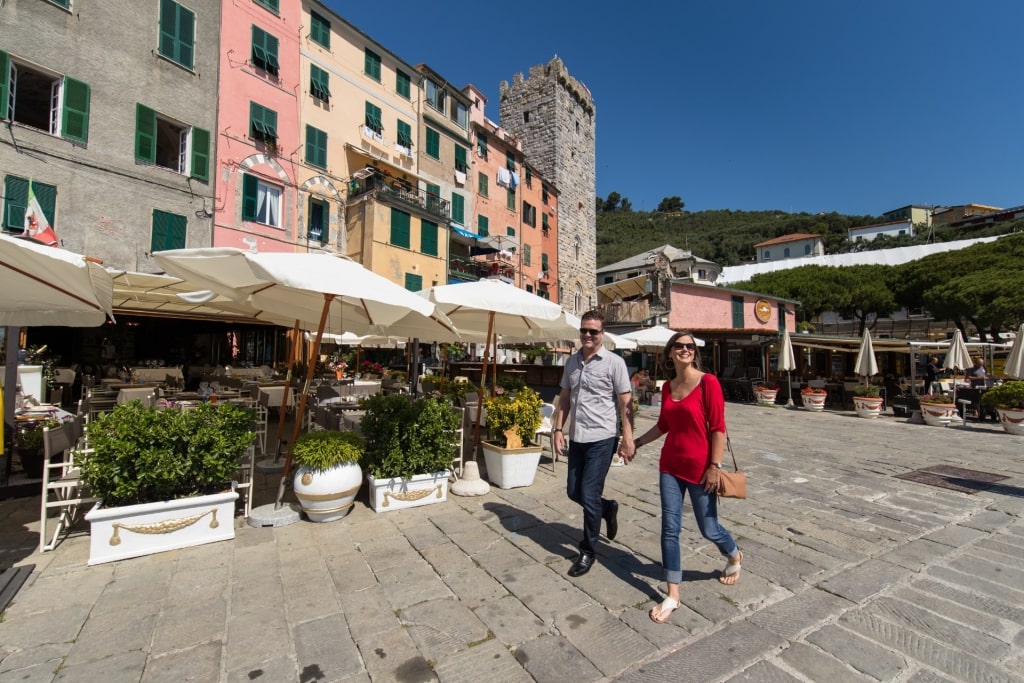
[25,181,58,246]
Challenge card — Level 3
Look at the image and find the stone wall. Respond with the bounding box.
[499,57,596,313]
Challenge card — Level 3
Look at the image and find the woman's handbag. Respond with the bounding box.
[702,375,747,499]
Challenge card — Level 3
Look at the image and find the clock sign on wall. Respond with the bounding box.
[754,299,772,323]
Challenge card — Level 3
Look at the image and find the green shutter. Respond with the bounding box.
[454,145,467,172]
[190,127,210,181]
[506,226,515,237]
[523,244,531,267]
[364,102,382,133]
[364,49,381,81]
[420,220,438,256]
[506,188,515,210]
[242,174,258,221]
[477,133,488,158]
[542,212,549,230]
[425,127,440,158]
[305,125,327,169]
[135,103,157,162]
[541,253,549,271]
[251,26,279,74]
[404,272,422,292]
[390,208,410,248]
[396,120,412,147]
[396,70,411,99]
[159,0,194,70]
[310,11,330,48]
[33,181,56,226]
[61,77,90,143]
[310,65,330,101]
[308,196,328,242]
[477,215,489,238]
[254,0,279,14]
[451,193,464,224]
[3,176,29,230]
[731,296,744,328]
[0,51,8,121]
[477,172,487,197]
[151,209,185,251]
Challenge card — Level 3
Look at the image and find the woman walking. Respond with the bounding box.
[623,331,742,624]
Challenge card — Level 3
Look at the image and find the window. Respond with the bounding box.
[158,0,194,70]
[783,247,791,258]
[506,226,515,237]
[425,79,444,112]
[364,48,381,82]
[477,215,489,237]
[46,0,70,7]
[541,253,549,272]
[309,10,330,48]
[506,151,516,172]
[421,219,438,256]
[506,188,515,211]
[253,0,278,13]
[541,212,549,233]
[251,26,280,76]
[574,236,580,261]
[477,133,488,159]
[3,176,56,234]
[477,172,488,197]
[310,64,331,102]
[305,125,327,169]
[396,69,411,99]
[0,51,90,143]
[241,174,281,227]
[151,209,187,252]
[454,101,468,129]
[697,269,707,280]
[404,273,422,292]
[451,193,464,224]
[134,104,210,181]
[542,186,549,204]
[524,167,532,188]
[396,119,413,152]
[523,111,530,123]
[425,127,440,159]
[522,201,536,227]
[804,244,812,254]
[425,183,441,214]
[731,296,744,328]
[249,102,278,143]
[390,208,410,248]
[364,101,383,134]
[762,250,771,262]
[523,244,531,267]
[307,196,328,242]
[454,145,468,172]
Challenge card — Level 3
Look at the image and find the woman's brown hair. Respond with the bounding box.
[662,331,702,380]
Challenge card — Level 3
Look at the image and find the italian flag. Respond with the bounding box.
[25,181,58,246]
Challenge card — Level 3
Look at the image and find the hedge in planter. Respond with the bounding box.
[360,394,459,480]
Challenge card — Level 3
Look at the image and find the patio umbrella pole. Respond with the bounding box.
[273,320,301,461]
[472,312,495,455]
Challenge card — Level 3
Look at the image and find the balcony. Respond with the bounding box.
[449,254,488,282]
[348,171,450,223]
[600,299,650,324]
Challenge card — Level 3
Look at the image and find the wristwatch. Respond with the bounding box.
[711,462,722,468]
[553,428,562,433]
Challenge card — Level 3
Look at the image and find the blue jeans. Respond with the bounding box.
[659,471,738,584]
[566,437,617,555]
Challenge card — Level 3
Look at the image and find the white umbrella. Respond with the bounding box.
[942,329,973,408]
[854,329,879,380]
[603,331,637,351]
[621,326,704,381]
[777,328,798,405]
[1004,324,1024,379]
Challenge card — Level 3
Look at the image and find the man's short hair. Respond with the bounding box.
[580,310,604,327]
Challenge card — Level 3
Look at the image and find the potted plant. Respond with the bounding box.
[80,402,255,564]
[800,386,828,412]
[360,394,459,512]
[14,418,59,479]
[291,430,365,522]
[980,381,1024,435]
[753,383,778,406]
[852,384,884,418]
[481,386,544,489]
[917,392,958,427]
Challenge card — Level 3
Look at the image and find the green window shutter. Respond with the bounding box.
[451,193,464,224]
[190,127,210,181]
[396,70,411,99]
[506,188,515,210]
[135,103,157,162]
[250,102,277,141]
[506,226,515,237]
[541,253,549,270]
[254,0,279,14]
[525,167,532,186]
[396,120,412,147]
[523,244,531,267]
[477,172,487,197]
[34,181,56,226]
[421,220,438,256]
[152,209,187,251]
[506,151,516,171]
[309,10,330,48]
[159,0,194,70]
[251,26,279,75]
[305,125,327,169]
[542,212,549,230]
[477,133,488,158]
[242,174,258,221]
[454,145,467,172]
[3,176,29,230]
[364,49,381,81]
[477,215,489,237]
[364,102,383,133]
[390,208,410,248]
[404,272,422,292]
[308,196,328,242]
[425,127,440,159]
[310,65,331,101]
[731,296,744,328]
[61,77,90,143]
[0,51,9,121]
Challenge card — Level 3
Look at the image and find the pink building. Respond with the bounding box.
[212,0,301,252]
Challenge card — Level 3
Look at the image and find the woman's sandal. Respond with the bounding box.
[649,597,679,624]
[718,550,742,585]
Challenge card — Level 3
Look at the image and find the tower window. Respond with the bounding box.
[523,111,530,123]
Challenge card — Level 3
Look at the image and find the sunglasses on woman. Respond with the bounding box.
[672,342,697,351]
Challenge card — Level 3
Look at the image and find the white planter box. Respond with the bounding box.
[367,471,449,513]
[84,490,238,565]
[481,442,543,489]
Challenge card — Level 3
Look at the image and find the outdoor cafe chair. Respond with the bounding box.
[39,422,96,552]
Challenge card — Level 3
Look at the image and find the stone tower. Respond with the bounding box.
[500,57,596,314]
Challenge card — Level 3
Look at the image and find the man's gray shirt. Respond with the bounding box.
[560,349,631,443]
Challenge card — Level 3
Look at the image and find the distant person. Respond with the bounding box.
[966,357,987,386]
[924,355,943,394]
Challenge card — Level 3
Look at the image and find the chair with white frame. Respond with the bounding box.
[39,420,96,552]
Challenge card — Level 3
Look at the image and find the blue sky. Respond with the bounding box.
[325,1,1024,217]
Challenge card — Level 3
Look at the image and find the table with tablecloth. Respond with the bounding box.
[117,386,158,406]
[259,385,293,409]
[131,367,184,384]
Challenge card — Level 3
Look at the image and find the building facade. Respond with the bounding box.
[753,233,825,262]
[847,219,914,242]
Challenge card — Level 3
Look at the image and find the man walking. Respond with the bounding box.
[553,310,634,577]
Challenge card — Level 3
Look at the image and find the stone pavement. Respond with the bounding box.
[1,402,1023,682]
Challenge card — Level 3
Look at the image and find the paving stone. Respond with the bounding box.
[552,602,656,677]
[0,604,89,649]
[804,623,907,680]
[63,611,157,667]
[922,525,987,548]
[909,577,1024,628]
[728,659,804,682]
[54,650,149,683]
[890,587,1009,639]
[903,669,961,683]
[324,551,377,594]
[945,554,1024,594]
[432,637,532,683]
[748,588,853,641]
[401,598,490,660]
[150,598,227,656]
[356,626,433,682]
[878,538,953,571]
[338,585,401,642]
[514,634,602,682]
[141,640,222,683]
[376,559,453,611]
[473,595,547,646]
[818,558,908,604]
[293,612,364,681]
[960,509,1016,533]
[223,609,291,673]
[866,596,1009,660]
[226,653,298,683]
[780,641,874,682]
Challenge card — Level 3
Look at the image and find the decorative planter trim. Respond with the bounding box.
[481,442,543,489]
[84,490,238,565]
[801,392,827,412]
[920,402,958,427]
[996,407,1024,435]
[293,462,363,523]
[367,471,449,513]
[754,389,778,406]
[853,395,884,419]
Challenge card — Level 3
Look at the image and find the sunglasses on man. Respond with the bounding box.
[579,328,603,336]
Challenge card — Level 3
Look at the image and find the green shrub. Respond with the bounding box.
[81,402,255,507]
[918,393,953,404]
[485,387,543,448]
[16,418,59,450]
[291,430,364,472]
[980,381,1024,410]
[853,384,881,397]
[361,394,459,479]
